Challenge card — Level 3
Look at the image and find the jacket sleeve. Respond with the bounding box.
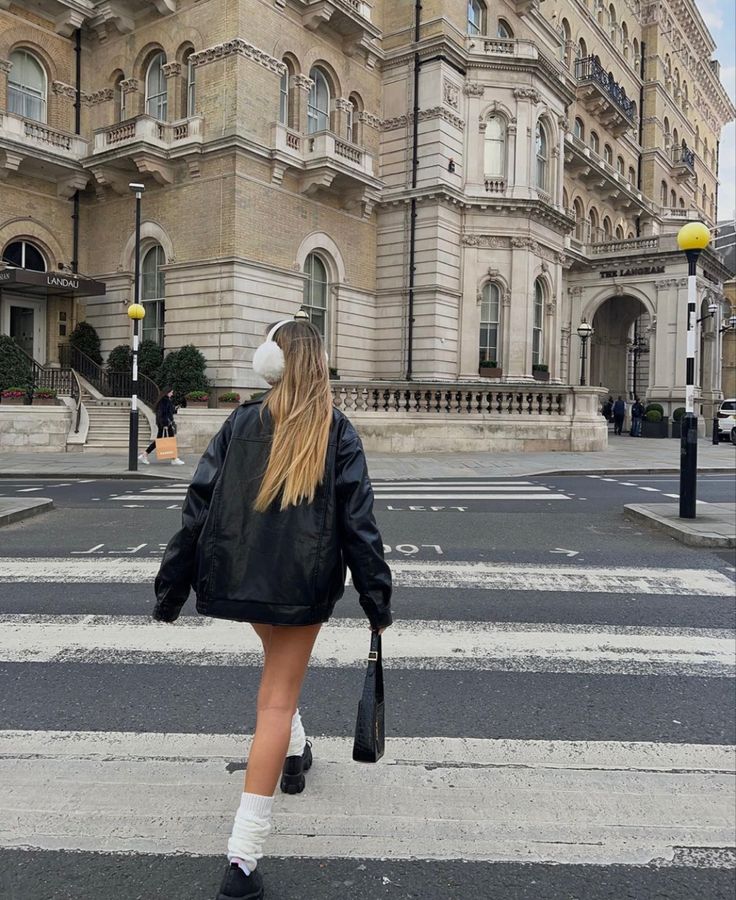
[153,412,235,621]
[335,422,392,630]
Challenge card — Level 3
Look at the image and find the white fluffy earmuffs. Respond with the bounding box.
[252,320,292,383]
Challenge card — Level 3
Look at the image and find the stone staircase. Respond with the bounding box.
[84,399,152,453]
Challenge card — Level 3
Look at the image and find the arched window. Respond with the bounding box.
[307,68,330,133]
[702,184,707,208]
[603,216,613,240]
[141,245,165,347]
[468,0,485,36]
[347,93,363,144]
[532,279,545,366]
[484,115,505,177]
[589,206,599,241]
[670,188,677,207]
[665,54,672,77]
[682,82,688,108]
[497,19,513,39]
[679,196,685,209]
[695,126,700,152]
[535,121,549,191]
[302,253,328,341]
[660,180,668,207]
[632,38,640,72]
[8,49,47,122]
[615,224,624,239]
[577,38,587,62]
[114,73,126,122]
[621,21,629,57]
[145,52,167,120]
[479,282,501,367]
[2,239,46,271]
[616,155,625,175]
[590,130,600,153]
[574,117,585,140]
[628,165,636,184]
[279,69,289,126]
[608,4,617,39]
[663,116,670,146]
[710,193,715,218]
[604,143,613,165]
[184,49,196,117]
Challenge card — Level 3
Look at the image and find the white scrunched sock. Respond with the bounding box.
[227,792,273,873]
[287,708,306,757]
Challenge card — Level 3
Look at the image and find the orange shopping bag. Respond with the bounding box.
[155,428,178,460]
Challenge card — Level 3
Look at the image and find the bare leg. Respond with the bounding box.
[245,623,321,796]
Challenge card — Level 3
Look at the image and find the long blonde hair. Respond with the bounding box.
[254,320,333,512]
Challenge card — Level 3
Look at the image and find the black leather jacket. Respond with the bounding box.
[153,400,392,629]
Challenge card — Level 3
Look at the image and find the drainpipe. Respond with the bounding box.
[71,27,82,274]
[406,0,422,382]
[635,40,645,237]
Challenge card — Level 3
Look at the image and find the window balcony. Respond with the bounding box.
[296,1,381,66]
[588,236,660,257]
[0,111,89,197]
[84,114,204,189]
[564,134,653,214]
[574,56,636,136]
[671,145,696,182]
[271,122,381,217]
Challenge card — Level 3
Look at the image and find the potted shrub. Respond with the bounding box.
[185,390,209,408]
[479,359,502,378]
[670,406,686,439]
[33,388,58,406]
[250,391,267,401]
[532,363,550,382]
[329,367,341,381]
[218,391,241,409]
[642,408,669,438]
[1,387,28,405]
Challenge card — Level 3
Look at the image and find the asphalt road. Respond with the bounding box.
[0,474,734,900]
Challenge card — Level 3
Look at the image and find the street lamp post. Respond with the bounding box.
[676,222,710,519]
[577,319,593,386]
[128,182,146,472]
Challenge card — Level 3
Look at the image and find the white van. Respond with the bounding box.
[716,399,736,439]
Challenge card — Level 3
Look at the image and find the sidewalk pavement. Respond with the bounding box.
[624,503,736,549]
[0,437,733,481]
[0,497,53,527]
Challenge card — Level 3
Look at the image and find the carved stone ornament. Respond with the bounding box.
[419,106,464,130]
[120,78,139,94]
[52,81,77,101]
[461,235,511,249]
[189,39,286,76]
[513,87,540,103]
[293,74,315,92]
[443,79,460,110]
[86,88,115,105]
[0,58,12,75]
[358,111,381,129]
[545,301,556,315]
[161,62,182,79]
[463,82,485,97]
[541,261,549,273]
[335,97,353,112]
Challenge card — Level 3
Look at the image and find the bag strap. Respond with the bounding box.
[366,632,383,705]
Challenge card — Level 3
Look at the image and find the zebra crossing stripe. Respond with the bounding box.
[0,615,733,676]
[0,558,733,596]
[1,730,733,865]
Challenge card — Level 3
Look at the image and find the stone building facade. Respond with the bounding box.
[0,0,734,424]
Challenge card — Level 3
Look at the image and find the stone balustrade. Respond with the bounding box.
[0,111,88,159]
[93,115,204,153]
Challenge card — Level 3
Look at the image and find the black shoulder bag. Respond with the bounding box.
[352,632,385,763]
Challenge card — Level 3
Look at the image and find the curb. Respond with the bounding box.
[530,467,736,477]
[0,471,189,481]
[623,504,736,549]
[0,498,54,528]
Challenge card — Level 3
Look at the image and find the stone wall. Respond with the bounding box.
[0,406,71,451]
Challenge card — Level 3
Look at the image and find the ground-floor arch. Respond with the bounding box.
[589,295,651,400]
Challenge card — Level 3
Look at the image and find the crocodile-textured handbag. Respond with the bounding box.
[352,632,385,763]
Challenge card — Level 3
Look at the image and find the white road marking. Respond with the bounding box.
[113,492,573,502]
[0,559,733,597]
[373,485,551,492]
[16,488,42,493]
[639,487,661,492]
[664,493,680,499]
[620,482,637,486]
[0,615,733,675]
[1,730,733,866]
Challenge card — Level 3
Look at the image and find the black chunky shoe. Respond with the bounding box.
[216,862,264,900]
[280,739,312,794]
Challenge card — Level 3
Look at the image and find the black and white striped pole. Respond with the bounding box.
[128,182,146,472]
[676,222,710,519]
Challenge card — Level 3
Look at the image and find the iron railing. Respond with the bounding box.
[673,144,696,170]
[575,56,636,122]
[60,344,160,409]
[4,342,75,403]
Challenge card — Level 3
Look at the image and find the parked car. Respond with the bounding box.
[716,399,736,440]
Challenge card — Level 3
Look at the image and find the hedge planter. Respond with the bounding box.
[218,401,240,410]
[1,397,25,405]
[671,421,681,439]
[32,398,59,406]
[532,371,550,382]
[479,367,503,378]
[642,416,669,438]
[187,400,209,409]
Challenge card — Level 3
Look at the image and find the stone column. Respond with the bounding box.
[293,74,314,135]
[512,88,538,199]
[120,78,140,118]
[334,97,353,140]
[162,62,182,121]
[506,240,533,380]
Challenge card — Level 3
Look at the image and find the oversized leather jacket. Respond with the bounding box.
[153,399,392,629]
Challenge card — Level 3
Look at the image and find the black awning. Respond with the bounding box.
[0,268,106,298]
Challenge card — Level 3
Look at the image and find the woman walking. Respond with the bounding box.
[153,318,392,900]
[139,387,185,466]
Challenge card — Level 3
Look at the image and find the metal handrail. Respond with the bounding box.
[7,342,74,402]
[70,367,83,433]
[60,343,161,409]
[575,56,636,121]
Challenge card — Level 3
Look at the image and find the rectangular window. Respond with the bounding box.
[142,301,165,347]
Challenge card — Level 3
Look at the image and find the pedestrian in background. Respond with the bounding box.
[153,318,392,900]
[602,396,613,422]
[612,396,626,435]
[630,397,645,437]
[139,387,185,466]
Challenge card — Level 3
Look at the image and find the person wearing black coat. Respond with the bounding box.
[153,319,392,900]
[139,387,185,465]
